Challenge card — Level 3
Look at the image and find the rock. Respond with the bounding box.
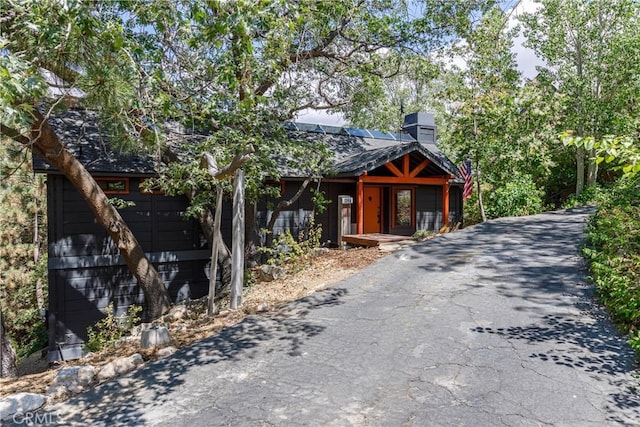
[129,323,152,337]
[256,303,270,313]
[0,393,46,421]
[312,247,330,256]
[257,264,287,282]
[156,346,177,359]
[140,325,172,349]
[47,366,96,399]
[97,353,144,382]
[165,305,188,322]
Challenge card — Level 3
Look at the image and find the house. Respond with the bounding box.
[34,109,463,361]
[257,112,464,244]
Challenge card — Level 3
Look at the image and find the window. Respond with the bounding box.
[96,178,129,194]
[393,188,414,228]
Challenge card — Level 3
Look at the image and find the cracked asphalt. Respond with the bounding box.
[46,207,640,426]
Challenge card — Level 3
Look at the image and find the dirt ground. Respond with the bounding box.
[0,246,387,398]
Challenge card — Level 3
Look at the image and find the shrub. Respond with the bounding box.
[85,303,142,352]
[562,183,609,209]
[260,218,323,273]
[412,229,434,241]
[582,178,640,353]
[485,174,545,219]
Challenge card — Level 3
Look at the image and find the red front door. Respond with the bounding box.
[363,186,382,233]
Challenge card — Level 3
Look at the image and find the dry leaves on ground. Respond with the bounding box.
[0,247,386,398]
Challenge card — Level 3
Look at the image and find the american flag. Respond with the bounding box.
[458,160,473,201]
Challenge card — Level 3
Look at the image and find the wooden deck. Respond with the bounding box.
[342,233,415,247]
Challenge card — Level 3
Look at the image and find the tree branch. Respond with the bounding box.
[200,145,255,180]
[0,125,30,146]
[267,178,311,232]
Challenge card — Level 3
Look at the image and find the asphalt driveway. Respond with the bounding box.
[47,207,640,426]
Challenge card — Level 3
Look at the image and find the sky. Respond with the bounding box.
[297,0,544,127]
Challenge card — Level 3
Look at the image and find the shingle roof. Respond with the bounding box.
[32,109,158,174]
[33,109,461,182]
[284,125,460,180]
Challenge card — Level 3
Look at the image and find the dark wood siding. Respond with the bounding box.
[257,181,356,245]
[416,186,442,232]
[448,186,463,225]
[47,175,211,361]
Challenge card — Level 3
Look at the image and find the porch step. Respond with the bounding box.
[342,233,414,248]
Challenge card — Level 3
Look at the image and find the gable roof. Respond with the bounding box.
[33,109,462,183]
[285,123,461,180]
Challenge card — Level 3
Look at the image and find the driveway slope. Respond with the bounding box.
[47,207,640,426]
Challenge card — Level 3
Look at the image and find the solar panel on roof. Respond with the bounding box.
[368,130,396,140]
[292,123,319,132]
[343,128,373,138]
[321,125,343,135]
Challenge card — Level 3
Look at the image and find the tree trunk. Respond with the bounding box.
[230,170,245,310]
[29,112,171,319]
[207,186,224,316]
[244,201,259,266]
[472,115,486,223]
[586,147,598,187]
[0,304,17,378]
[476,160,487,223]
[162,147,233,292]
[266,178,311,233]
[33,179,45,310]
[576,146,586,195]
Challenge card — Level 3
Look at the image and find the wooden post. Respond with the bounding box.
[230,169,245,309]
[207,186,224,316]
[357,179,364,234]
[442,182,450,228]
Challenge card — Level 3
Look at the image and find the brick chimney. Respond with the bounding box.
[402,112,436,144]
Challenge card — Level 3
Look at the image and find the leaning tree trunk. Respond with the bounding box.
[207,186,224,316]
[265,178,312,248]
[197,207,233,293]
[28,112,171,319]
[0,304,17,378]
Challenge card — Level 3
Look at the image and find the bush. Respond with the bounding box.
[85,303,142,352]
[562,183,610,209]
[412,229,434,241]
[485,174,545,219]
[582,179,640,353]
[462,191,483,226]
[260,218,323,273]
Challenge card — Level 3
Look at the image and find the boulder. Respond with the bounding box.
[312,247,330,256]
[256,303,270,313]
[0,393,46,421]
[164,305,188,322]
[47,366,96,399]
[140,325,172,349]
[257,264,287,282]
[156,346,177,359]
[97,353,144,382]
